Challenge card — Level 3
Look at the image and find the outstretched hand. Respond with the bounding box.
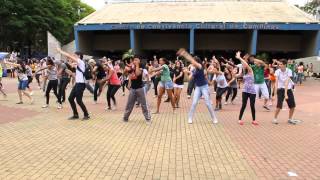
[176,48,187,56]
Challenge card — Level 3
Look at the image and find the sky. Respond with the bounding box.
[81,0,311,10]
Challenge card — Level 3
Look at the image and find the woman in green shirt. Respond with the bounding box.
[151,58,175,114]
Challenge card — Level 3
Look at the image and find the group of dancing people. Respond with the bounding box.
[0,48,298,125]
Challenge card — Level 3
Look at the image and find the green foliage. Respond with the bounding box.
[298,0,320,16]
[122,49,135,61]
[256,52,269,62]
[0,0,95,52]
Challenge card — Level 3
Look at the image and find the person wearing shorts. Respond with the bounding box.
[249,56,270,111]
[4,60,33,104]
[273,59,296,125]
[151,58,175,114]
[173,60,184,108]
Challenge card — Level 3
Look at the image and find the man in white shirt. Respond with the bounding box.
[57,48,90,120]
[273,59,296,125]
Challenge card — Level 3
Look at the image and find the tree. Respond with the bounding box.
[298,0,320,16]
[0,0,94,56]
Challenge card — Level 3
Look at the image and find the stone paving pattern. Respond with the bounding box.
[0,78,319,180]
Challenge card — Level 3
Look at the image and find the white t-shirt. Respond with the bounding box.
[76,59,86,83]
[275,68,294,89]
[142,69,150,81]
[216,74,228,88]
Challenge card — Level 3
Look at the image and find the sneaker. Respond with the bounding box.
[153,95,157,98]
[212,118,218,124]
[272,119,279,124]
[82,116,90,121]
[214,107,220,111]
[164,98,170,102]
[42,104,49,108]
[187,95,191,99]
[188,118,193,124]
[68,116,79,120]
[16,101,23,104]
[263,105,271,111]
[224,102,229,105]
[30,91,34,96]
[122,93,125,96]
[238,120,244,125]
[105,107,111,111]
[288,119,297,125]
[57,104,62,109]
[123,119,128,122]
[146,119,152,125]
[252,121,259,126]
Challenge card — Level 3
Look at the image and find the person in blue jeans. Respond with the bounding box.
[177,49,218,124]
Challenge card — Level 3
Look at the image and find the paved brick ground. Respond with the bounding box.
[0,78,319,179]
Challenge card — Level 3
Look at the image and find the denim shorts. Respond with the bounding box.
[18,80,28,90]
[159,80,174,89]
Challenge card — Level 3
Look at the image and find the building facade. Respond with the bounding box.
[74,0,320,58]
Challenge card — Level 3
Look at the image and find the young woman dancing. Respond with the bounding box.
[36,58,62,109]
[105,61,121,110]
[235,52,258,126]
[173,60,184,108]
[92,59,106,104]
[4,60,33,104]
[225,66,238,105]
[177,49,218,124]
[151,58,175,114]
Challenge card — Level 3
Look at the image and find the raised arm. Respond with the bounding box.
[3,60,20,67]
[35,67,48,74]
[253,58,267,67]
[176,48,202,69]
[235,51,253,74]
[56,48,78,63]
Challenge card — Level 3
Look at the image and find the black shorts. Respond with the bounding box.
[27,76,33,84]
[276,89,296,109]
[216,87,228,99]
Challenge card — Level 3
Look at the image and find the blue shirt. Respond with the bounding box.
[193,68,207,87]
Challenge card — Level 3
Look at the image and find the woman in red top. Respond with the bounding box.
[105,62,121,110]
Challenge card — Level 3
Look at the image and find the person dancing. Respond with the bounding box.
[57,48,90,120]
[0,63,7,98]
[105,61,121,110]
[36,58,62,109]
[150,58,176,114]
[177,49,218,124]
[235,52,258,126]
[4,60,33,104]
[123,56,151,124]
[173,60,184,108]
